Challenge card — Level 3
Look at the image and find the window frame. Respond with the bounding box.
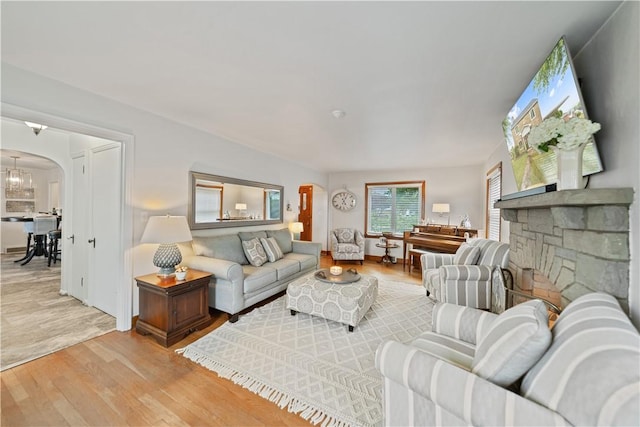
[364,180,425,238]
[485,162,502,241]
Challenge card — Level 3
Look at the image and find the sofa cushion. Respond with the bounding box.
[266,228,293,253]
[238,231,268,241]
[242,265,278,293]
[260,237,284,262]
[267,258,300,280]
[521,292,640,426]
[283,253,317,271]
[242,238,268,267]
[192,235,248,265]
[453,243,481,265]
[334,228,355,243]
[336,243,360,253]
[471,299,551,387]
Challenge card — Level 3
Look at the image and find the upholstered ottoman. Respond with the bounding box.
[285,272,378,331]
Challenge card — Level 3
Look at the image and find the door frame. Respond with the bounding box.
[2,102,135,331]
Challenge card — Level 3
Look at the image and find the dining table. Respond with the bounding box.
[2,215,61,265]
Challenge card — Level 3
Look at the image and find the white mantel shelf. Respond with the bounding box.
[495,188,634,210]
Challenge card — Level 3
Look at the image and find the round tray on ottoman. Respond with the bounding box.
[313,268,361,284]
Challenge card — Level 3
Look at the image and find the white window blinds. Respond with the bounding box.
[366,182,424,235]
[486,164,502,241]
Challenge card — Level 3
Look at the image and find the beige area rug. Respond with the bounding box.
[1,253,116,371]
[179,276,434,427]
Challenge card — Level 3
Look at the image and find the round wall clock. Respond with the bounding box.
[332,190,357,211]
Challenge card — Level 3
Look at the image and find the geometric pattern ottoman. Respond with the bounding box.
[286,273,378,332]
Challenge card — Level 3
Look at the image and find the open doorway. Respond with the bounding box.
[2,108,133,331]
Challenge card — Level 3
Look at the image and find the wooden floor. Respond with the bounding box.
[0,255,422,426]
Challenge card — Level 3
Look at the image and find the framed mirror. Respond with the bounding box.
[188,171,284,229]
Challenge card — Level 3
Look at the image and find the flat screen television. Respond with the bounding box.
[502,36,603,193]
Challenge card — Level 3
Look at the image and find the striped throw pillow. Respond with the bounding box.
[471,299,551,387]
[454,243,481,265]
[260,237,284,262]
[241,238,268,267]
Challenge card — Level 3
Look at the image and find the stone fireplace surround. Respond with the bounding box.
[495,188,634,312]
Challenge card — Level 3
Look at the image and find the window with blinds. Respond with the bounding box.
[365,181,425,236]
[486,163,502,241]
[195,184,222,223]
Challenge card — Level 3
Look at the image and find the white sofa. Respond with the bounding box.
[376,292,640,426]
[179,228,321,322]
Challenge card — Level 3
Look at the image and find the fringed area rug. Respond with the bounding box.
[178,278,433,427]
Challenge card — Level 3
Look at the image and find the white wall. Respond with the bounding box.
[484,1,639,327]
[328,165,484,260]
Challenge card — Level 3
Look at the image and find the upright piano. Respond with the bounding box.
[403,225,478,269]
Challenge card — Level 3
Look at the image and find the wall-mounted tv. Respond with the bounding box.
[503,37,603,192]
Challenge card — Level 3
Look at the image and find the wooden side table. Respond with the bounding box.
[135,269,213,347]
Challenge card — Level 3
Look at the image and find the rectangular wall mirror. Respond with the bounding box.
[188,171,283,229]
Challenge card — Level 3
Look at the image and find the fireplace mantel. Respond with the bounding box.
[495,188,633,210]
[495,187,634,311]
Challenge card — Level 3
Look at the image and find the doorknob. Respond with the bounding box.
[88,238,96,248]
[67,234,75,244]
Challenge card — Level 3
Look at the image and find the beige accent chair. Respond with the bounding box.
[330,228,365,265]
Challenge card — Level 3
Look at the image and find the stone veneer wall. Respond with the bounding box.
[495,188,633,311]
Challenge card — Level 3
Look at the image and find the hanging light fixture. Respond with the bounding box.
[5,156,33,192]
[6,156,24,191]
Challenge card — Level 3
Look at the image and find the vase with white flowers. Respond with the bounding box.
[528,115,601,190]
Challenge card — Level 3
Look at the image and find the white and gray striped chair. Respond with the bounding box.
[421,238,509,310]
[376,292,640,426]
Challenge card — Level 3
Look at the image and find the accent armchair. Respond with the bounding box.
[375,292,640,426]
[421,238,509,310]
[330,228,365,265]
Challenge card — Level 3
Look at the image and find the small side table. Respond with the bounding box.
[135,269,213,347]
[376,242,399,265]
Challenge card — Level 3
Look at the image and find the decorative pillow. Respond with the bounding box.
[335,228,355,243]
[454,243,481,265]
[241,238,268,267]
[260,237,284,263]
[471,299,551,387]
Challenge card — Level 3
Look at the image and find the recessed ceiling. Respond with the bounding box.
[0,1,621,173]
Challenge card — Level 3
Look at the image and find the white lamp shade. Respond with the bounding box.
[235,203,247,210]
[141,215,192,244]
[289,222,304,233]
[432,203,450,214]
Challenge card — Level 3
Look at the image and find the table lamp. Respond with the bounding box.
[289,221,304,240]
[141,215,192,276]
[235,203,247,217]
[432,203,450,226]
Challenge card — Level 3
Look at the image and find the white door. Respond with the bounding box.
[87,144,122,316]
[70,154,88,302]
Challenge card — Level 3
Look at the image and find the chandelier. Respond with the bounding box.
[5,156,32,191]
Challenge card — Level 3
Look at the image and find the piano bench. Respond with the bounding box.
[408,249,431,274]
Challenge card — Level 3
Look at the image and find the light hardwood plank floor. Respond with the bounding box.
[1,254,423,426]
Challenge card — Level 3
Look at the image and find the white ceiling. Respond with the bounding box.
[1,1,621,173]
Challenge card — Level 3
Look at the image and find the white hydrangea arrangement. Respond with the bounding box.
[529,116,601,152]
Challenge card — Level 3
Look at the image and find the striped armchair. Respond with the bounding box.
[421,238,509,310]
[376,292,640,426]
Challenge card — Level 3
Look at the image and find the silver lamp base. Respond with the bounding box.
[153,243,182,277]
